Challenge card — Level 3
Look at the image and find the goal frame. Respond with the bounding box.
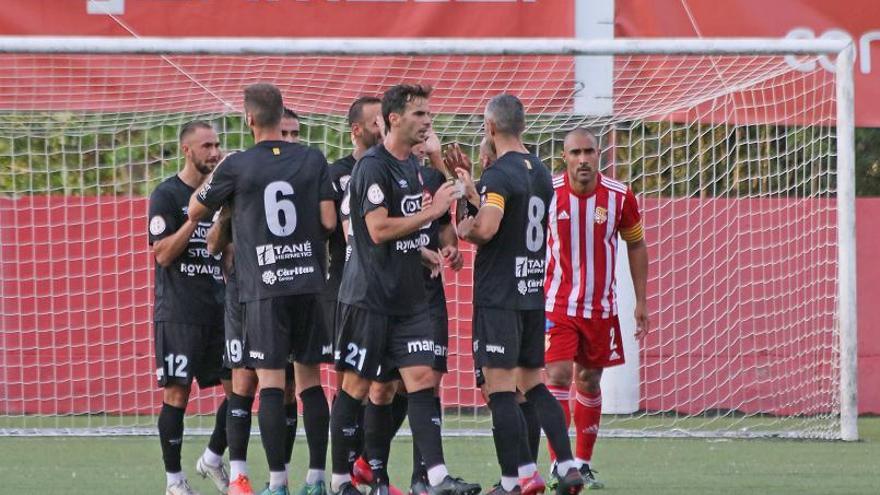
[0,36,857,441]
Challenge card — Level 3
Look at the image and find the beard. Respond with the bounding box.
[361,130,382,149]
[194,160,215,175]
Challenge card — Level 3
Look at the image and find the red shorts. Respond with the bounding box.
[544,313,625,369]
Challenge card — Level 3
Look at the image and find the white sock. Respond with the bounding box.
[166,471,185,486]
[230,461,248,481]
[331,474,352,492]
[501,476,518,492]
[576,458,590,469]
[202,447,223,467]
[556,460,577,477]
[427,464,449,487]
[269,470,287,490]
[306,469,325,485]
[518,463,537,479]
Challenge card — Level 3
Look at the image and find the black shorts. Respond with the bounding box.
[426,288,449,373]
[334,303,436,382]
[242,294,329,369]
[154,321,229,388]
[223,272,245,369]
[472,306,545,371]
[320,296,338,353]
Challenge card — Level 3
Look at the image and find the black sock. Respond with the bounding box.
[158,402,186,473]
[411,396,439,482]
[355,401,367,459]
[331,390,363,475]
[285,400,298,465]
[390,392,409,436]
[488,392,521,478]
[207,398,228,457]
[407,388,444,470]
[365,400,394,484]
[525,384,574,462]
[259,387,287,472]
[515,404,534,469]
[227,393,254,462]
[519,400,540,463]
[301,385,330,471]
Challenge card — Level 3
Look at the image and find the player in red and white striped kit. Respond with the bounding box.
[543,128,650,489]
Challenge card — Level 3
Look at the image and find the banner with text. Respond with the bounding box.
[617,0,880,127]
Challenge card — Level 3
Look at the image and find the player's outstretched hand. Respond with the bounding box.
[420,247,443,278]
[634,301,650,340]
[443,143,472,175]
[441,245,464,271]
[429,180,463,219]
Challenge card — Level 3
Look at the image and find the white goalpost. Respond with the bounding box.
[0,36,856,440]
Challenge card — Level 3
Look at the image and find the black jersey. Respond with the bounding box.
[473,151,553,310]
[326,154,356,292]
[420,166,451,302]
[148,175,225,325]
[196,141,335,302]
[337,144,431,315]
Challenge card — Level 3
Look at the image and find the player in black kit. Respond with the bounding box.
[149,120,230,495]
[330,84,480,495]
[325,96,383,372]
[406,131,465,495]
[189,84,336,495]
[456,95,583,495]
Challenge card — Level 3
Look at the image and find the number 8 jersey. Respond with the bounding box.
[474,151,553,310]
[196,140,335,301]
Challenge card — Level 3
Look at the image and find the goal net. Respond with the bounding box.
[0,38,855,439]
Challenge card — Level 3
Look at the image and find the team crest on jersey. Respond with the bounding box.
[367,183,385,205]
[595,206,608,224]
[339,175,351,192]
[149,215,166,236]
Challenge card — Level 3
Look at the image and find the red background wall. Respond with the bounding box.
[1,196,876,416]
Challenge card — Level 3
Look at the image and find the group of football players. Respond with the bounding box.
[148,82,649,495]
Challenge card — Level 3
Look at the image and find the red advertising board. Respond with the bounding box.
[616,0,880,127]
[0,0,572,38]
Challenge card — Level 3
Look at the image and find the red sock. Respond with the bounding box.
[574,391,601,463]
[546,385,571,462]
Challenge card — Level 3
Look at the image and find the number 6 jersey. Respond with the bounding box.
[474,151,553,310]
[196,140,335,301]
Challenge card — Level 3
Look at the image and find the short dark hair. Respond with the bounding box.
[563,128,600,149]
[347,96,382,127]
[243,83,283,127]
[486,94,525,137]
[179,120,214,144]
[282,107,299,120]
[382,84,432,129]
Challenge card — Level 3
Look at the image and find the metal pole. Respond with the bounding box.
[835,44,858,442]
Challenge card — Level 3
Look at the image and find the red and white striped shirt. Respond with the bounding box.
[544,173,644,319]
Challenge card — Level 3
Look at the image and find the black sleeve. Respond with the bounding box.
[195,153,238,211]
[355,156,390,217]
[147,185,182,245]
[478,167,510,212]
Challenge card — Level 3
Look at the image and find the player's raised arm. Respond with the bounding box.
[206,205,232,256]
[364,176,459,244]
[455,167,504,245]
